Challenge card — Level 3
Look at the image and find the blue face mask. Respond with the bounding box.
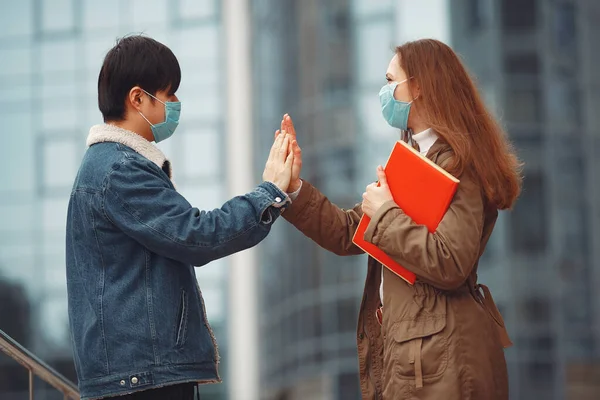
[379,78,415,131]
[138,90,181,143]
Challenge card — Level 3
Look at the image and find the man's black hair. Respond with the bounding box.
[98,35,181,122]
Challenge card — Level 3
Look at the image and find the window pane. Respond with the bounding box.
[355,20,393,87]
[131,0,168,29]
[337,372,361,400]
[172,25,220,62]
[358,92,395,139]
[502,0,537,29]
[176,87,220,120]
[178,0,217,21]
[467,0,492,30]
[83,37,114,73]
[41,0,75,33]
[41,254,68,289]
[41,39,78,73]
[83,0,120,31]
[43,139,79,190]
[177,183,223,212]
[41,77,77,101]
[519,297,550,324]
[39,296,70,350]
[196,258,227,281]
[527,361,554,386]
[42,198,69,231]
[504,53,540,75]
[0,0,33,38]
[0,112,36,192]
[505,87,541,124]
[547,80,580,126]
[509,171,547,254]
[42,99,81,131]
[553,2,577,54]
[199,287,223,322]
[337,297,359,333]
[0,204,34,233]
[180,130,220,179]
[0,47,32,76]
[590,92,600,134]
[0,77,32,104]
[0,279,33,345]
[351,0,392,17]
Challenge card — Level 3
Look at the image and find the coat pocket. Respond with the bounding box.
[175,290,189,348]
[388,316,448,388]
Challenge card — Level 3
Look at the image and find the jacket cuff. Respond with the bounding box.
[364,200,399,245]
[260,181,291,207]
[254,181,292,225]
[282,179,314,223]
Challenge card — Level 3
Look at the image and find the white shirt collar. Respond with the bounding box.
[412,128,439,155]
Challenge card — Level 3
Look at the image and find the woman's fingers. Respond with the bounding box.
[285,150,294,170]
[284,114,297,140]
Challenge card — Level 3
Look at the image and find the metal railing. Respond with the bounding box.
[0,329,79,400]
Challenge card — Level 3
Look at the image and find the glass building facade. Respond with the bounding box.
[450,0,600,398]
[1,1,598,399]
[252,0,599,399]
[252,1,408,399]
[0,1,229,398]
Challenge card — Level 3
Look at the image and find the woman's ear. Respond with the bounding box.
[411,80,421,101]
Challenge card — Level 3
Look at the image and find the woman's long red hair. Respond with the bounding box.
[397,39,522,210]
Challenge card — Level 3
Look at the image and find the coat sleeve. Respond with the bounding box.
[282,180,364,256]
[363,169,485,291]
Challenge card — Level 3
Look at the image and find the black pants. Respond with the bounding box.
[104,383,198,400]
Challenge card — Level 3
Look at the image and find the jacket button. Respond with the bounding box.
[131,377,138,384]
[275,197,282,203]
[120,380,126,386]
[358,333,364,340]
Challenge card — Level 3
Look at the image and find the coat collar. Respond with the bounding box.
[87,124,172,179]
[425,133,451,163]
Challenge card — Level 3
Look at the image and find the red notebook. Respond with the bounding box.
[352,140,460,285]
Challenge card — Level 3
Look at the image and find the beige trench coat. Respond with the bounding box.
[283,140,511,399]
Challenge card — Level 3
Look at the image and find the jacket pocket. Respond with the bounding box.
[388,316,448,388]
[175,290,189,348]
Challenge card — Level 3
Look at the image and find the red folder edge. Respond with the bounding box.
[352,140,460,285]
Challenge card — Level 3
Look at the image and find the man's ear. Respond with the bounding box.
[128,86,144,111]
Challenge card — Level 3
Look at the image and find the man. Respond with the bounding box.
[66,35,298,400]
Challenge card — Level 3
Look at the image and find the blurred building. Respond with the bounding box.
[450,0,600,399]
[1,0,598,399]
[251,1,450,399]
[253,0,599,399]
[252,0,363,398]
[0,1,229,398]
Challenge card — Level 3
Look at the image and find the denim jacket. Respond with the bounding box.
[66,124,290,399]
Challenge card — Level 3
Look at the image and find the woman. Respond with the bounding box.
[280,39,522,399]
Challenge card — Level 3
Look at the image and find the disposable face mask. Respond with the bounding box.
[138,90,181,143]
[379,78,415,131]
